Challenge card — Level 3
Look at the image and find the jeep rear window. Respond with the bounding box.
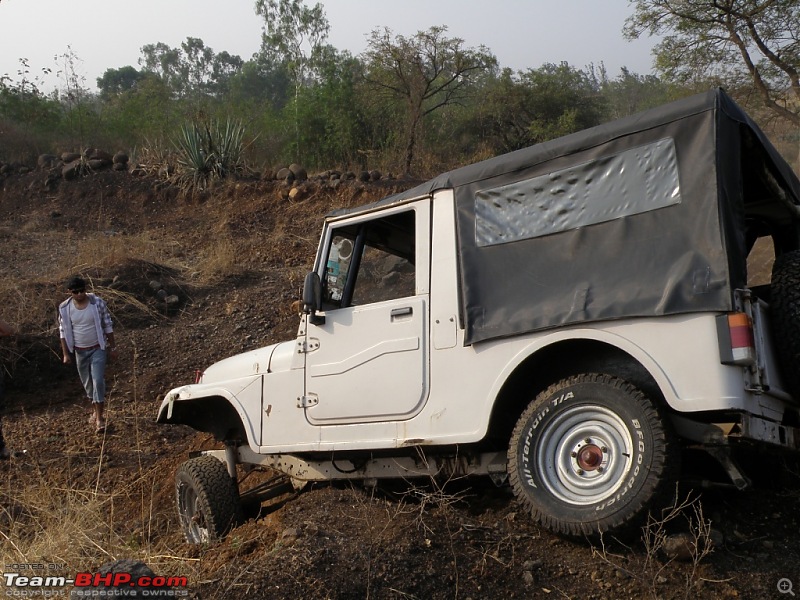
[475,137,682,246]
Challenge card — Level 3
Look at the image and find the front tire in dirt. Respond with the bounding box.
[507,374,676,537]
[175,455,243,543]
[770,249,800,398]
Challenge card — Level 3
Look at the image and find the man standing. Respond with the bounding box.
[58,276,118,433]
[0,317,15,459]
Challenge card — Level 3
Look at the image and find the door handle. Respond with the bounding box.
[390,306,413,318]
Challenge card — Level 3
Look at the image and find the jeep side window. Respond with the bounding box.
[322,210,416,309]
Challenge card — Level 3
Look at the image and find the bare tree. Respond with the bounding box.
[363,26,496,175]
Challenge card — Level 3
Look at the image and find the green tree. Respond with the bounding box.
[254,0,330,159]
[471,63,604,155]
[227,58,291,111]
[289,47,369,168]
[595,66,676,121]
[139,42,184,94]
[254,0,329,79]
[97,66,145,99]
[0,59,61,162]
[363,25,496,175]
[138,38,243,99]
[101,75,182,145]
[625,0,800,127]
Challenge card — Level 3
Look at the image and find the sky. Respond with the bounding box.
[0,0,658,92]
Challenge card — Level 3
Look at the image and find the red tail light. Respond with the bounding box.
[717,312,755,366]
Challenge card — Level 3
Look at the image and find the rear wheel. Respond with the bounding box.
[508,373,676,537]
[176,456,242,543]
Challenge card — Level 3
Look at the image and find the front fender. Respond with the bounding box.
[157,375,263,447]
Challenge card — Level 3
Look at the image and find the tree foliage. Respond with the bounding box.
[4,0,793,174]
[97,66,146,99]
[363,26,496,174]
[138,38,244,99]
[254,0,330,80]
[625,0,800,126]
[469,64,605,155]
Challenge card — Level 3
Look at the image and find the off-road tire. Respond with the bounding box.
[770,249,800,398]
[508,373,676,537]
[175,455,243,543]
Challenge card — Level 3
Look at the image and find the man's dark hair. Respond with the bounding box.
[66,276,87,291]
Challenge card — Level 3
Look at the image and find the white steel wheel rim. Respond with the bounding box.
[535,405,634,506]
[179,483,210,543]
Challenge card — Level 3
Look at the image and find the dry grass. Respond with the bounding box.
[592,488,718,599]
[0,364,203,584]
[0,455,203,581]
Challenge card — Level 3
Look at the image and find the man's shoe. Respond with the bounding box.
[95,418,106,434]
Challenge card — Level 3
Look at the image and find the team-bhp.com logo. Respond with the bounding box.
[3,569,189,597]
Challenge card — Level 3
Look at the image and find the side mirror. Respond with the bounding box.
[302,272,325,325]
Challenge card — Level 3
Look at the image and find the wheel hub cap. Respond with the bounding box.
[575,442,605,471]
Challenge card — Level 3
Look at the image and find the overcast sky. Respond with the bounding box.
[0,0,658,92]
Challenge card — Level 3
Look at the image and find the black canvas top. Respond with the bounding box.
[332,89,800,344]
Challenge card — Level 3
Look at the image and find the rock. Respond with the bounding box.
[44,173,60,190]
[522,570,534,585]
[662,530,718,562]
[112,151,129,164]
[276,167,294,183]
[62,160,80,180]
[88,159,108,170]
[87,149,113,162]
[38,154,58,169]
[369,169,381,181]
[113,162,127,171]
[61,152,81,163]
[289,163,307,181]
[288,186,307,201]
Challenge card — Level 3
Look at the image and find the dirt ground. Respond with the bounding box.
[1,166,800,599]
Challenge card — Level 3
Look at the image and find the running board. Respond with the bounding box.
[197,447,508,483]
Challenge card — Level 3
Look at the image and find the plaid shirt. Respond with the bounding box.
[58,294,114,352]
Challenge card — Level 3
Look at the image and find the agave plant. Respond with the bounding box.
[175,119,247,189]
[175,123,214,188]
[211,119,246,179]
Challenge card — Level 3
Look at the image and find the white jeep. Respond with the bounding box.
[158,89,800,543]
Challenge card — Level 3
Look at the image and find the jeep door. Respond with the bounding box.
[303,199,431,425]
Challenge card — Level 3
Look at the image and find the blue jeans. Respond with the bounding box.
[75,347,107,404]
